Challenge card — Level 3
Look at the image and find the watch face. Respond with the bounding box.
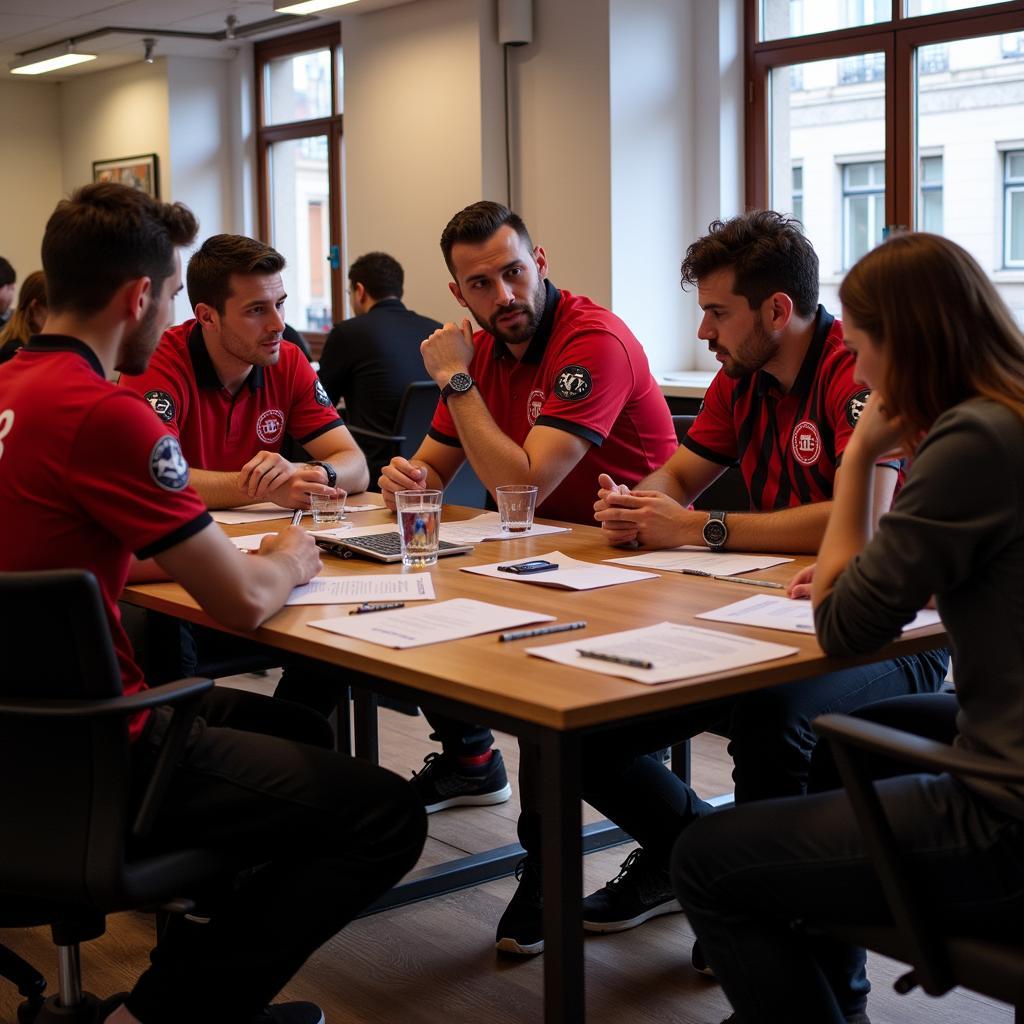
[449,372,473,393]
[703,519,728,548]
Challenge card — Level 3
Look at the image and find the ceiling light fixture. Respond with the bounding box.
[273,0,361,15]
[10,41,97,76]
[143,38,156,63]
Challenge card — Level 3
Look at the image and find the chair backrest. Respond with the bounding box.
[0,570,132,905]
[671,415,751,512]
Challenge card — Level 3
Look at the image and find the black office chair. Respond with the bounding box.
[347,380,488,509]
[0,569,236,1023]
[813,712,1024,1021]
[671,414,750,511]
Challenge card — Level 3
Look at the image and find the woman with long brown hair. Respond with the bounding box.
[671,232,1024,1023]
[0,270,47,364]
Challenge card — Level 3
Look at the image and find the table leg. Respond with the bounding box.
[539,729,584,1023]
[352,687,379,764]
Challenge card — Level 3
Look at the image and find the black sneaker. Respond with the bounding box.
[495,859,544,956]
[582,847,682,933]
[691,939,714,976]
[411,749,512,814]
[251,1002,326,1024]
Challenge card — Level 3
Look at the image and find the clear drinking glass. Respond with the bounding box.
[496,485,538,533]
[309,489,346,525]
[395,489,443,567]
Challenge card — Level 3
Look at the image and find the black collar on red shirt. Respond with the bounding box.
[492,279,561,364]
[187,320,265,392]
[24,334,105,378]
[756,305,834,398]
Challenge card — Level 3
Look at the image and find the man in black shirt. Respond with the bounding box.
[318,252,442,482]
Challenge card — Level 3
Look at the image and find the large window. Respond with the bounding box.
[748,0,1024,321]
[256,25,343,342]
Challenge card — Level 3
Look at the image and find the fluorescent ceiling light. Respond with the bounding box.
[10,45,96,76]
[274,0,360,14]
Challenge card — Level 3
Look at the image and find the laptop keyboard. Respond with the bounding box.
[342,533,466,556]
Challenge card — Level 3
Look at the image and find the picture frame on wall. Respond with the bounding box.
[92,153,160,198]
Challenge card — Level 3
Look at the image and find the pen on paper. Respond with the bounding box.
[680,568,783,590]
[499,621,587,643]
[291,509,304,527]
[576,649,654,670]
[349,602,406,615]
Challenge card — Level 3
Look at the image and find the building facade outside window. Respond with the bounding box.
[1007,150,1024,268]
[919,154,944,234]
[842,161,885,268]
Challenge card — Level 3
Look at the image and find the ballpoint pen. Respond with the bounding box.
[291,509,304,527]
[680,568,784,589]
[576,649,654,670]
[499,621,587,642]
[349,602,406,614]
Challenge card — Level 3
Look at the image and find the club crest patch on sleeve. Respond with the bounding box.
[149,435,190,491]
[144,389,176,423]
[846,388,871,428]
[554,364,593,401]
[314,379,332,407]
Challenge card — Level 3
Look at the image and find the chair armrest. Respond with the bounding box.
[0,676,214,718]
[814,714,1024,785]
[347,424,406,444]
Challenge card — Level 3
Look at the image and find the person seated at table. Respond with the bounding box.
[494,210,949,957]
[119,234,370,712]
[0,269,47,364]
[0,182,426,1024]
[672,230,1024,1024]
[378,200,678,818]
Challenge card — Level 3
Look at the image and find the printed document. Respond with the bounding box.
[213,500,382,525]
[285,573,435,606]
[696,594,942,635]
[309,598,554,648]
[606,548,792,576]
[440,512,570,543]
[527,621,798,684]
[463,551,658,590]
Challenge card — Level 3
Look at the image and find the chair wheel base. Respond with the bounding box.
[21,992,100,1024]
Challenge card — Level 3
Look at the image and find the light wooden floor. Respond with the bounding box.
[0,677,1011,1024]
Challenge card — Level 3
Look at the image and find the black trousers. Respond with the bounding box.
[127,686,427,1024]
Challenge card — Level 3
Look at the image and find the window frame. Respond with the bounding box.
[1006,148,1024,267]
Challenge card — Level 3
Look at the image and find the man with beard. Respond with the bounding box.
[0,183,426,1024]
[494,212,945,979]
[120,235,369,711]
[378,200,677,820]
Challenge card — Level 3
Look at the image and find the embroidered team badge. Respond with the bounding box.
[527,389,545,425]
[313,379,332,408]
[554,365,592,401]
[149,435,189,491]
[846,388,870,428]
[257,408,285,444]
[791,421,822,466]
[144,389,176,423]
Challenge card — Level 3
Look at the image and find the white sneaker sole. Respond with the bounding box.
[495,935,544,956]
[424,782,513,814]
[582,898,682,933]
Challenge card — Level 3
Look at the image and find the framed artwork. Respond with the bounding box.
[92,153,159,198]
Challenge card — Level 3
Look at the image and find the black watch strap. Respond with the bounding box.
[307,460,337,488]
[441,372,474,404]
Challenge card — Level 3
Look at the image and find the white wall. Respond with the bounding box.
[0,81,63,284]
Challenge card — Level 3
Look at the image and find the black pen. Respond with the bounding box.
[499,621,587,643]
[576,649,654,670]
[349,602,406,615]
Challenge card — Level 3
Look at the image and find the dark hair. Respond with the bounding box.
[0,271,46,349]
[840,231,1024,447]
[680,210,819,319]
[349,252,404,301]
[186,234,285,313]
[41,183,197,315]
[439,201,534,276]
[0,257,14,287]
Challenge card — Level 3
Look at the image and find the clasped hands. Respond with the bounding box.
[237,452,341,509]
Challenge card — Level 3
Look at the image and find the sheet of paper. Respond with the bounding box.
[230,532,276,552]
[340,502,382,513]
[462,550,658,591]
[696,595,942,636]
[440,512,570,543]
[527,621,798,685]
[606,547,792,576]
[212,503,293,525]
[285,573,435,606]
[308,598,554,648]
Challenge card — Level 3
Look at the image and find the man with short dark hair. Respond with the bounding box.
[0,256,16,326]
[0,183,425,1024]
[318,252,442,481]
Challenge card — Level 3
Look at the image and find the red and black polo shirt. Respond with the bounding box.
[120,320,343,471]
[684,307,884,510]
[0,336,211,738]
[429,281,677,525]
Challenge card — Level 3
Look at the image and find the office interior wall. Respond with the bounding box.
[0,81,63,283]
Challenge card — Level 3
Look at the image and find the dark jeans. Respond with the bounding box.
[516,650,949,864]
[671,692,1024,1023]
[422,708,494,759]
[126,686,427,1024]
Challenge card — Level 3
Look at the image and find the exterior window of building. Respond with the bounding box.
[919,155,944,233]
[1007,150,1024,267]
[1003,31,1024,58]
[839,51,886,83]
[843,161,885,268]
[792,163,804,224]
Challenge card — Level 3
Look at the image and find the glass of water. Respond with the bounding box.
[395,489,443,567]
[309,489,347,526]
[496,484,538,533]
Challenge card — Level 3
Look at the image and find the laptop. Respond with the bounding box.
[314,532,475,563]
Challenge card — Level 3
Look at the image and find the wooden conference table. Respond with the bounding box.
[122,498,946,1024]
